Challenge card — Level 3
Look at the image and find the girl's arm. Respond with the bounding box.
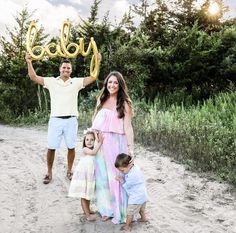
[83,133,104,156]
[123,102,134,159]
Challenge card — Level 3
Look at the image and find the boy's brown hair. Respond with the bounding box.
[115,153,131,168]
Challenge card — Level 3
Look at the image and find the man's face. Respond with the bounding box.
[59,62,72,78]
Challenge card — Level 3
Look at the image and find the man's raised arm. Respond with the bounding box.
[25,53,44,86]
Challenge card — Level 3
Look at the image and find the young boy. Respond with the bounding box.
[115,153,148,231]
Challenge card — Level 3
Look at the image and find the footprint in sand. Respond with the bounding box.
[147,178,165,184]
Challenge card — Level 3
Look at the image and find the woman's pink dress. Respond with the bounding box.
[92,108,128,224]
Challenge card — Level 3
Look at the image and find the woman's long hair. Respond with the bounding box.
[94,71,132,119]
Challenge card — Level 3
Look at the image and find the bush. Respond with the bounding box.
[133,91,236,184]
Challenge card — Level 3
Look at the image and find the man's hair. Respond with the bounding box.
[115,153,131,168]
[59,59,71,68]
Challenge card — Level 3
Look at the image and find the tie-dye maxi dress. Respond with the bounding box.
[92,108,128,224]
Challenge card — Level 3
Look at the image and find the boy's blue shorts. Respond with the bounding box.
[47,117,78,149]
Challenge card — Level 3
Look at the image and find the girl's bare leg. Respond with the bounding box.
[81,199,96,221]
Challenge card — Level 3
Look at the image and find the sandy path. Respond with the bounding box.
[0,124,236,233]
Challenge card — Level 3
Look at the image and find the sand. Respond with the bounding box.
[0,124,236,233]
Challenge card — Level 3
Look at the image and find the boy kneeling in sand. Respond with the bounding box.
[115,153,148,231]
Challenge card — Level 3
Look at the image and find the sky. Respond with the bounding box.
[0,0,235,40]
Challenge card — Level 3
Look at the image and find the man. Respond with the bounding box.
[25,53,101,184]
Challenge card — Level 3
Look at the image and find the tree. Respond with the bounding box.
[196,0,226,32]
[0,8,48,118]
[88,0,101,25]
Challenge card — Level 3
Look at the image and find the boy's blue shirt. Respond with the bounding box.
[122,164,148,205]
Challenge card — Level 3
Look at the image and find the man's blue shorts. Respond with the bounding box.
[47,116,78,149]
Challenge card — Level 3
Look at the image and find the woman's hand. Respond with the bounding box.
[97,132,104,144]
[128,148,135,164]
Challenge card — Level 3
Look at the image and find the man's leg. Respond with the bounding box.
[67,148,75,179]
[43,149,55,184]
[64,117,78,179]
[47,149,55,177]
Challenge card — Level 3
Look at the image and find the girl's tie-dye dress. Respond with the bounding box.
[68,152,95,200]
[92,108,128,224]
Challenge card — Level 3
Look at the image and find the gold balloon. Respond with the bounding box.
[60,19,80,58]
[26,21,46,60]
[26,19,100,80]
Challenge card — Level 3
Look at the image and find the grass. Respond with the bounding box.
[2,90,236,184]
[133,91,236,184]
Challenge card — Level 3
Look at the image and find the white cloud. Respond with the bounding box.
[38,8,78,38]
[25,0,80,38]
[0,0,235,42]
[113,0,130,14]
[0,0,83,40]
[68,0,82,5]
[0,0,22,34]
[108,0,130,24]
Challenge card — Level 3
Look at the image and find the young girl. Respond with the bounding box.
[68,130,104,221]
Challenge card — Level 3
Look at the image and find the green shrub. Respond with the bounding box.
[134,91,236,184]
[6,89,236,184]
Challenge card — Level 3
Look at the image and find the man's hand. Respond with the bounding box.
[25,52,44,86]
[25,53,33,64]
[98,53,102,63]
